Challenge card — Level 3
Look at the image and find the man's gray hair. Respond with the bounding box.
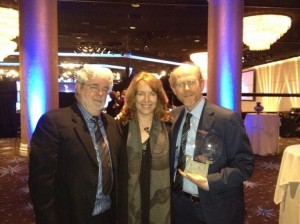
[76,64,114,90]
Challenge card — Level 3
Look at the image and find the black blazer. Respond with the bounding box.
[170,100,254,224]
[29,104,121,224]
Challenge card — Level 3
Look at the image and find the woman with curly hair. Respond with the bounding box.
[118,72,172,224]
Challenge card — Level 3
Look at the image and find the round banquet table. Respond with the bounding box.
[244,113,281,155]
[274,144,300,224]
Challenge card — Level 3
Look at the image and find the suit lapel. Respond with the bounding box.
[170,108,185,175]
[71,105,99,165]
[195,101,216,165]
[198,101,215,131]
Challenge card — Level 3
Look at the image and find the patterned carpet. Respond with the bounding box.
[244,137,300,224]
[0,138,34,224]
[0,137,300,224]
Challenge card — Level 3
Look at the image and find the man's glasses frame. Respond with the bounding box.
[79,83,110,94]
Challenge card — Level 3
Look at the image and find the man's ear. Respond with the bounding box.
[168,77,176,94]
[199,79,205,91]
[170,86,177,96]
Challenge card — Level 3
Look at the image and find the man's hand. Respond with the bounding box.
[178,169,209,191]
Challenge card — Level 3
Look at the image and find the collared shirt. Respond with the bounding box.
[77,102,112,215]
[175,97,205,195]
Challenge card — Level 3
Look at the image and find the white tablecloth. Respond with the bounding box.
[274,144,300,224]
[244,113,281,155]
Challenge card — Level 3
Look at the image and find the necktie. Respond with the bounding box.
[173,112,192,194]
[92,117,112,196]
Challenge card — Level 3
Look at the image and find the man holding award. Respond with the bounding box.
[169,63,254,224]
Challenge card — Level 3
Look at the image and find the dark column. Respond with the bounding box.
[207,0,244,112]
[19,0,58,156]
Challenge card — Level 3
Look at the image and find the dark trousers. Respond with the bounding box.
[88,209,113,224]
[172,192,206,224]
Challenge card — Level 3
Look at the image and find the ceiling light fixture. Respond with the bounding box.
[0,7,19,61]
[131,3,140,8]
[8,51,185,67]
[75,45,101,54]
[243,14,292,51]
[189,52,208,79]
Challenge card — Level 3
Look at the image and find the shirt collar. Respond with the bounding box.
[185,97,205,120]
[77,102,96,123]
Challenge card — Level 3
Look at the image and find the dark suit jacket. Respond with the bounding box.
[29,104,121,224]
[170,100,254,224]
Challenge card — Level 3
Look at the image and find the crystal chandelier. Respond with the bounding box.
[0,7,19,61]
[76,45,102,54]
[243,14,291,51]
[189,52,208,79]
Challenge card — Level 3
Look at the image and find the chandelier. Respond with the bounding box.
[0,7,19,61]
[190,52,208,79]
[243,14,291,51]
[76,45,102,54]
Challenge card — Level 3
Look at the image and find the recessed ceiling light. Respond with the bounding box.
[81,22,90,25]
[131,3,140,8]
[130,26,136,30]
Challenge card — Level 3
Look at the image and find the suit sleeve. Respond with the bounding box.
[28,113,60,223]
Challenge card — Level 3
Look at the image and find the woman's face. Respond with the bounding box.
[135,80,158,118]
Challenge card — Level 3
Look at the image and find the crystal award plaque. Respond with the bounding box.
[185,130,223,177]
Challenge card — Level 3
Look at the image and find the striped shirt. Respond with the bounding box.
[77,103,112,215]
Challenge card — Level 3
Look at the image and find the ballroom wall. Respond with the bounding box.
[242,56,300,113]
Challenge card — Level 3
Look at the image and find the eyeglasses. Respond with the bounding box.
[175,80,198,89]
[80,83,110,94]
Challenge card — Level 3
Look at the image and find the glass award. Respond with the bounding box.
[185,130,223,177]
